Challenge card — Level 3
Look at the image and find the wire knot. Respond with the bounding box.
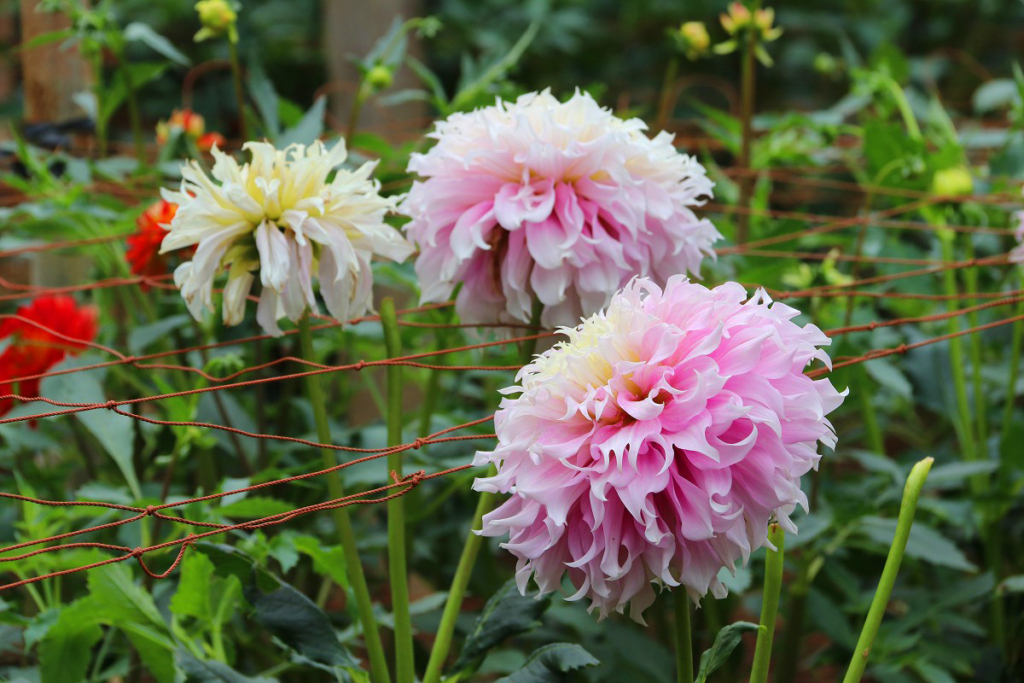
[896,343,909,354]
[104,400,118,410]
[131,546,144,559]
[354,360,366,371]
[144,505,157,516]
[412,438,426,450]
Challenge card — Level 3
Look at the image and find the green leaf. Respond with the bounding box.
[277,96,326,148]
[695,621,760,683]
[293,535,348,590]
[39,599,104,683]
[99,62,172,131]
[453,579,551,673]
[176,649,277,683]
[858,517,976,571]
[170,549,216,621]
[218,496,294,520]
[244,581,361,673]
[496,643,599,683]
[39,357,140,497]
[128,314,190,355]
[87,563,168,630]
[123,23,191,66]
[122,622,178,683]
[20,28,75,50]
[997,575,1024,594]
[248,63,281,140]
[972,79,1021,114]
[449,22,539,113]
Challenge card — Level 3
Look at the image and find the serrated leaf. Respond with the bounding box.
[858,517,976,571]
[87,563,168,630]
[496,643,599,682]
[122,622,178,683]
[244,581,360,673]
[177,649,277,682]
[453,579,551,673]
[695,621,760,683]
[170,549,216,620]
[39,599,104,683]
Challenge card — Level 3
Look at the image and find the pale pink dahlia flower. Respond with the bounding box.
[473,276,846,621]
[399,90,721,328]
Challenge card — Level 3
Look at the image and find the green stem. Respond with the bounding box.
[92,52,107,158]
[735,23,757,245]
[418,308,455,438]
[885,77,922,141]
[938,232,978,467]
[842,457,933,683]
[298,314,391,683]
[675,593,694,683]
[857,366,885,455]
[423,302,545,683]
[1001,276,1024,444]
[656,56,680,131]
[749,524,785,683]
[422,485,494,683]
[227,39,249,140]
[962,238,988,454]
[347,80,371,140]
[381,299,414,683]
[120,54,146,167]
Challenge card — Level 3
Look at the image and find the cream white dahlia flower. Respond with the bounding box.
[161,141,412,335]
[399,89,721,328]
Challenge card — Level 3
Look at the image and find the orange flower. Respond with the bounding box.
[156,109,210,145]
[197,132,226,152]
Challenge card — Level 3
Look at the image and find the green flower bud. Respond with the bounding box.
[366,64,393,90]
[932,166,973,198]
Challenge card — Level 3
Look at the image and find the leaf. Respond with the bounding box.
[87,563,168,630]
[858,517,976,571]
[37,358,139,497]
[449,22,539,113]
[39,599,104,683]
[865,358,912,400]
[123,23,190,66]
[695,622,760,683]
[997,575,1024,594]
[248,63,281,139]
[218,496,294,520]
[177,649,277,683]
[453,579,551,672]
[497,643,599,683]
[122,623,178,683]
[20,28,75,50]
[925,461,999,489]
[244,581,361,672]
[128,314,190,355]
[293,535,348,590]
[973,79,1021,114]
[170,550,216,621]
[99,63,171,130]
[277,96,326,148]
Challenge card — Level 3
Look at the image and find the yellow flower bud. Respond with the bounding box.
[366,64,393,90]
[679,21,711,58]
[932,166,974,198]
[195,0,237,34]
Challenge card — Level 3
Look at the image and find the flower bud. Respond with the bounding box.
[366,64,393,90]
[932,166,973,198]
[196,0,236,32]
[675,21,711,60]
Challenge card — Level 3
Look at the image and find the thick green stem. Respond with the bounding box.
[227,39,249,140]
[749,524,785,683]
[842,458,933,683]
[939,233,977,467]
[675,593,694,683]
[423,302,545,683]
[298,314,391,683]
[381,299,414,683]
[735,24,757,245]
[422,485,494,683]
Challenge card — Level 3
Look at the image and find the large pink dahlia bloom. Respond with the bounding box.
[473,276,846,621]
[399,90,721,328]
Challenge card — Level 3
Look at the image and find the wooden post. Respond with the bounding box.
[19,0,92,124]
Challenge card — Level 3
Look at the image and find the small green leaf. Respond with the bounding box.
[248,63,281,139]
[176,649,277,682]
[997,575,1024,594]
[128,315,190,355]
[123,23,191,66]
[496,643,599,682]
[277,96,327,148]
[453,579,551,673]
[695,621,760,683]
[170,549,216,621]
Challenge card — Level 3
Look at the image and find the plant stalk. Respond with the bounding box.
[735,23,757,245]
[227,39,249,140]
[381,299,414,683]
[749,524,785,683]
[298,313,391,683]
[842,457,933,683]
[675,592,694,683]
[939,232,978,467]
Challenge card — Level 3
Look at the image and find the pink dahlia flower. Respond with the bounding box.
[399,90,721,328]
[473,276,846,621]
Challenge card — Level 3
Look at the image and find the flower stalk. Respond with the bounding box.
[675,593,694,683]
[842,457,933,683]
[381,298,414,683]
[298,313,391,683]
[749,523,784,683]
